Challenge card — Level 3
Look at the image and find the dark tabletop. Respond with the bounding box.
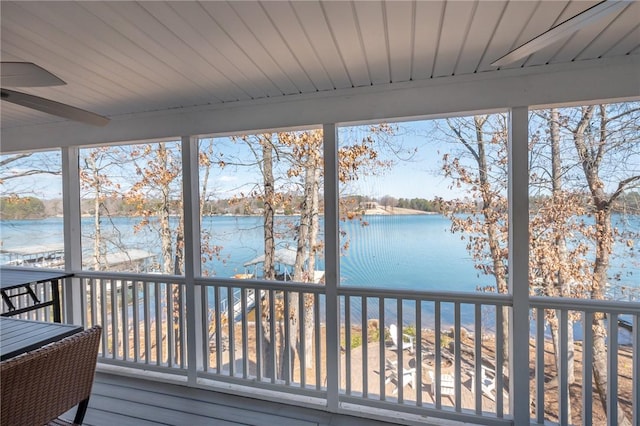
[0,317,83,361]
[0,267,73,290]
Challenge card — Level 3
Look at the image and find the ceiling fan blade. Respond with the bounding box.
[491,0,629,67]
[1,88,110,126]
[1,62,66,87]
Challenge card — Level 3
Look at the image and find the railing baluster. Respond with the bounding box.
[559,309,568,425]
[269,289,276,384]
[167,282,175,368]
[362,296,368,399]
[212,286,220,374]
[122,279,129,361]
[454,302,461,411]
[100,279,108,357]
[202,284,210,372]
[298,291,305,388]
[607,312,618,426]
[283,289,290,385]
[583,311,593,426]
[496,304,504,418]
[143,280,151,364]
[111,279,118,359]
[179,283,185,368]
[435,300,442,409]
[132,280,140,362]
[345,294,351,395]
[241,287,249,379]
[314,293,321,390]
[474,303,482,414]
[415,299,422,406]
[633,314,639,426]
[379,296,385,400]
[536,308,545,423]
[228,286,235,378]
[155,281,162,365]
[397,297,404,403]
[255,288,263,381]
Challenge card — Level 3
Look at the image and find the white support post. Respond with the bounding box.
[61,146,84,325]
[508,106,530,423]
[323,123,340,412]
[182,135,203,384]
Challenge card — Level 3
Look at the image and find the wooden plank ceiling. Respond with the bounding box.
[1,0,638,129]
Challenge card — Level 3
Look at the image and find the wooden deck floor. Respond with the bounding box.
[71,372,400,426]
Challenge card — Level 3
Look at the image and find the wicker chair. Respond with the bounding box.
[1,325,102,426]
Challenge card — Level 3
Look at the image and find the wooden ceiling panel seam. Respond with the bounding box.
[320,1,370,88]
[203,1,299,96]
[8,2,168,106]
[385,0,414,83]
[0,14,149,109]
[454,0,506,75]
[0,25,146,114]
[601,23,640,58]
[136,2,243,102]
[86,4,222,107]
[257,1,320,93]
[351,0,383,85]
[195,1,283,98]
[429,0,447,79]
[77,3,198,99]
[229,0,311,94]
[143,1,257,102]
[410,0,444,81]
[432,0,475,78]
[451,0,480,77]
[111,2,229,103]
[77,2,218,106]
[290,1,351,90]
[260,1,334,92]
[477,0,538,72]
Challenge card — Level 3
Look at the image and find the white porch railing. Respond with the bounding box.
[63,272,639,425]
[529,296,640,426]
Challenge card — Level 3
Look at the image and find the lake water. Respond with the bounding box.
[1,214,638,296]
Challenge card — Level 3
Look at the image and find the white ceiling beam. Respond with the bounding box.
[1,55,638,153]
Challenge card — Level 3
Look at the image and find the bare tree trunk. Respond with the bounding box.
[473,116,510,364]
[546,107,576,420]
[88,154,104,271]
[158,145,174,276]
[572,105,633,426]
[260,136,277,379]
[302,166,321,368]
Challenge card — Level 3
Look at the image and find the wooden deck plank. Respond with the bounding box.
[73,373,394,426]
[79,408,165,426]
[90,381,317,426]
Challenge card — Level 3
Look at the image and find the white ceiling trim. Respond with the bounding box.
[2,55,638,153]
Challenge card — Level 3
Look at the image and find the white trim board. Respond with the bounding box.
[1,55,638,153]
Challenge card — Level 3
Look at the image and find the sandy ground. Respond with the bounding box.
[200,322,634,425]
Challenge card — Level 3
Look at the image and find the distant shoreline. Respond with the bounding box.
[361,206,436,215]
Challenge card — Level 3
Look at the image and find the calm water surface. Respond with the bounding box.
[1,214,638,294]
